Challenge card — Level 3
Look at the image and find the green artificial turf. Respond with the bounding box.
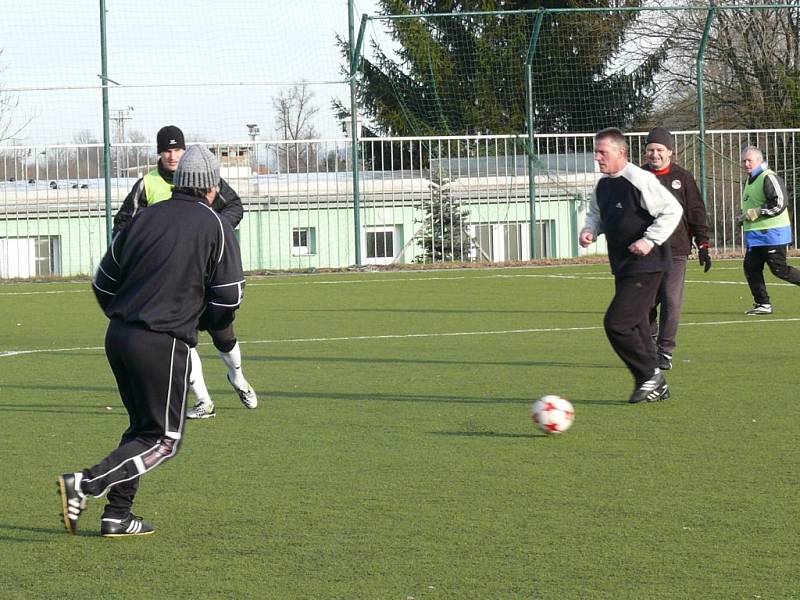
[0,262,797,599]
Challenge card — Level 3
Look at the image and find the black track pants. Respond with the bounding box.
[604,271,664,387]
[744,244,800,305]
[81,320,190,518]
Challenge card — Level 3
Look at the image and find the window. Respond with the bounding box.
[366,230,392,259]
[364,226,403,265]
[291,227,316,256]
[471,221,554,262]
[0,236,61,278]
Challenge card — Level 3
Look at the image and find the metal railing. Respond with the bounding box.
[1,129,797,279]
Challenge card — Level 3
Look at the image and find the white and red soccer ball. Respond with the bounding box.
[531,395,575,434]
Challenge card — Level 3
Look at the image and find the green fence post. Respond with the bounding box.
[99,0,112,245]
[696,5,717,207]
[525,9,545,259]
[348,3,366,266]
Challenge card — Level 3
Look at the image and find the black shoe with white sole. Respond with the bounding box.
[57,473,87,535]
[101,514,155,538]
[657,352,673,370]
[629,370,671,404]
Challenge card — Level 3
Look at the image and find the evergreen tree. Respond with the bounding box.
[337,1,666,136]
[416,172,472,263]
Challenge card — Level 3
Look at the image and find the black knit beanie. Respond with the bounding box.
[156,125,186,153]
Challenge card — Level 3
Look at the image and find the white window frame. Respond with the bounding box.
[363,225,402,265]
[291,227,316,256]
[469,221,554,262]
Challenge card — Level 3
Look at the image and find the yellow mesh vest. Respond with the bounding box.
[142,169,173,206]
[742,169,791,232]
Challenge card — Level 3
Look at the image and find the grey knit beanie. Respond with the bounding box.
[173,145,220,190]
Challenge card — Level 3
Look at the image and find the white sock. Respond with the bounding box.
[189,347,212,404]
[219,342,247,388]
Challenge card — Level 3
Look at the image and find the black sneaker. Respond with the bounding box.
[57,473,87,535]
[657,352,673,370]
[629,371,671,404]
[101,514,155,538]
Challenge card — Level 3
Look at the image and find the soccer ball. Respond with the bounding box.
[531,395,575,434]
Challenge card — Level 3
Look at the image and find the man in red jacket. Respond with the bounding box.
[641,127,712,370]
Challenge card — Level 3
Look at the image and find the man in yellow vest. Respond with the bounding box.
[114,126,256,418]
[738,145,800,315]
[114,126,243,232]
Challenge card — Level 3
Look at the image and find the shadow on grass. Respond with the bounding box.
[274,307,603,316]
[0,407,121,415]
[238,354,619,370]
[0,385,115,393]
[430,431,542,438]
[0,522,67,541]
[265,389,530,404]
[264,390,623,406]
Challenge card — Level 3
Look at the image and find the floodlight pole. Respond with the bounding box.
[100,0,113,245]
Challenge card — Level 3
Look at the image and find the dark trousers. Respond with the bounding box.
[649,255,688,355]
[604,272,664,387]
[81,320,190,519]
[744,244,800,305]
[208,323,237,354]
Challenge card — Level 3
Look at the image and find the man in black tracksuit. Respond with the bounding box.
[641,127,712,370]
[57,145,244,537]
[580,128,682,404]
[114,125,255,420]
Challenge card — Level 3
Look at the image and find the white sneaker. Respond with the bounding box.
[745,303,773,315]
[227,373,257,409]
[186,400,216,419]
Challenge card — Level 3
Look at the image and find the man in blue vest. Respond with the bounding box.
[738,145,800,315]
[114,126,256,418]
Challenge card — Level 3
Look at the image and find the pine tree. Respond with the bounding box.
[415,171,472,263]
[337,1,666,136]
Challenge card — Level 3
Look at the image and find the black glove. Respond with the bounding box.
[698,243,712,273]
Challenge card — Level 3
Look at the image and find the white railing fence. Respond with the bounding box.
[1,130,797,278]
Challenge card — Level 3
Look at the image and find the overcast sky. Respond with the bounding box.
[1,0,387,146]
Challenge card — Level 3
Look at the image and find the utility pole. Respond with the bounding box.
[111,106,134,178]
[111,106,134,144]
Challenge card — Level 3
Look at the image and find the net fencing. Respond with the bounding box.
[1,3,800,278]
[354,3,800,260]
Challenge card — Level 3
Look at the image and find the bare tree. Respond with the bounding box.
[630,2,800,130]
[124,129,154,177]
[72,129,98,145]
[68,129,102,179]
[272,81,320,173]
[0,49,33,144]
